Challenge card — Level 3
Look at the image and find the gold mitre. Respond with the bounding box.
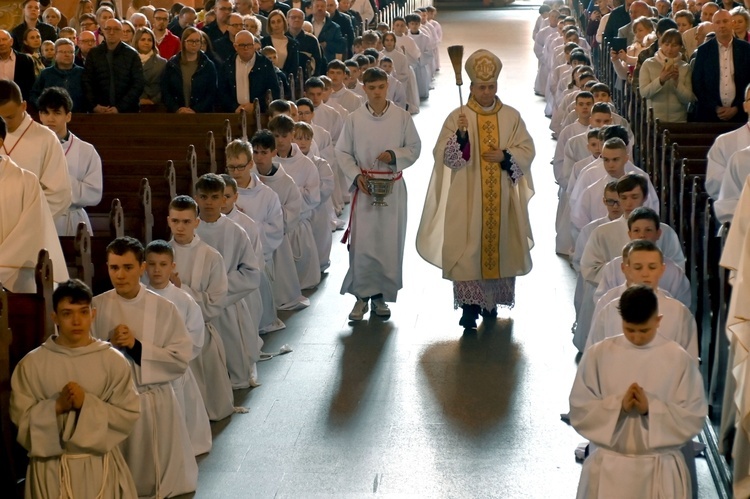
[464,50,503,83]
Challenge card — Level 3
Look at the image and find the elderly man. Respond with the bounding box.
[74,29,96,67]
[617,0,653,45]
[11,0,57,52]
[218,30,280,113]
[83,19,144,113]
[129,12,148,31]
[682,1,720,55]
[168,6,197,39]
[325,0,354,58]
[202,0,234,42]
[692,9,750,122]
[417,50,536,331]
[288,8,323,76]
[308,0,346,63]
[0,30,35,103]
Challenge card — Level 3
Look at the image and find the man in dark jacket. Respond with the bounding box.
[218,30,280,113]
[602,0,632,42]
[0,30,36,103]
[82,19,144,113]
[692,9,750,122]
[11,0,57,52]
[307,0,346,63]
[326,0,354,58]
[202,0,234,43]
[287,8,324,76]
[259,0,291,16]
[31,38,85,112]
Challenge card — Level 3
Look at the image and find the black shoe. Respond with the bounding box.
[481,308,498,320]
[459,305,480,329]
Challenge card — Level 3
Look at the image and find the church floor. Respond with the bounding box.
[191,8,720,498]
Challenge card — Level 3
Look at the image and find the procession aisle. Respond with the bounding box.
[193,8,718,497]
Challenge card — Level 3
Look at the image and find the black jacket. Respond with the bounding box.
[602,6,630,42]
[288,30,323,77]
[261,34,300,78]
[162,51,218,113]
[212,33,236,67]
[259,2,291,16]
[305,16,345,64]
[82,41,144,112]
[11,51,36,103]
[218,52,281,113]
[691,37,750,122]
[330,11,354,58]
[11,21,57,52]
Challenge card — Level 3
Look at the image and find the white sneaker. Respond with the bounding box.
[349,299,369,321]
[371,297,391,319]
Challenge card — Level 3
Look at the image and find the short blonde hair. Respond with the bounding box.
[293,121,314,139]
[226,139,253,161]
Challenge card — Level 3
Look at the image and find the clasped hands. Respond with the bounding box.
[621,382,649,415]
[56,382,85,415]
[110,324,136,350]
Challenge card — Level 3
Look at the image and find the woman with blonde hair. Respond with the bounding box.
[639,29,695,122]
[134,27,166,106]
[261,10,300,77]
[70,0,95,31]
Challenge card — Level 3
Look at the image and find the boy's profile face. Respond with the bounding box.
[52,298,96,348]
[618,186,645,215]
[622,312,662,347]
[273,131,293,154]
[628,219,661,243]
[623,249,665,289]
[226,153,252,184]
[195,189,225,222]
[587,137,602,157]
[252,146,275,174]
[222,185,238,215]
[145,252,175,289]
[167,208,199,245]
[265,51,278,64]
[305,87,323,106]
[107,251,146,299]
[293,132,312,154]
[601,146,627,178]
[39,106,71,137]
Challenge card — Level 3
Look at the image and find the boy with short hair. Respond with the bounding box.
[327,59,363,112]
[569,284,707,498]
[92,237,198,497]
[586,239,697,356]
[268,114,321,289]
[335,67,421,321]
[595,208,691,307]
[194,173,263,389]
[304,76,344,143]
[144,240,212,456]
[10,279,140,499]
[294,120,335,272]
[37,86,102,237]
[166,195,236,420]
[378,56,408,109]
[405,13,431,99]
[260,45,291,98]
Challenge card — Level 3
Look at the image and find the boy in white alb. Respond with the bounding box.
[268,115,322,290]
[294,120,335,272]
[335,67,421,321]
[167,196,236,420]
[194,173,263,389]
[37,87,102,237]
[145,240,212,456]
[11,279,139,499]
[569,285,707,499]
[92,237,198,498]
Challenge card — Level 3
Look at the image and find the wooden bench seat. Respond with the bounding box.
[58,222,94,290]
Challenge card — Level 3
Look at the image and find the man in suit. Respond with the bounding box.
[603,0,633,42]
[307,0,346,63]
[218,30,280,114]
[0,30,36,103]
[616,0,653,46]
[692,9,750,122]
[287,8,324,77]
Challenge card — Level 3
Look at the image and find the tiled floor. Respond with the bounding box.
[194,8,720,498]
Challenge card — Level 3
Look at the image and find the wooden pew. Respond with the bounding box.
[58,222,94,290]
[662,144,711,226]
[678,159,708,245]
[90,199,124,295]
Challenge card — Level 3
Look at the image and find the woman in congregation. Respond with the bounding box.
[70,0,95,32]
[612,16,656,81]
[134,27,167,107]
[22,28,46,77]
[161,27,218,113]
[121,20,136,46]
[638,28,694,122]
[261,10,300,80]
[731,7,750,41]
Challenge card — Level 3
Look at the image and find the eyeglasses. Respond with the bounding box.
[80,22,96,28]
[226,163,249,172]
[229,23,244,28]
[604,199,620,206]
[103,27,121,32]
[185,38,202,45]
[235,43,254,49]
